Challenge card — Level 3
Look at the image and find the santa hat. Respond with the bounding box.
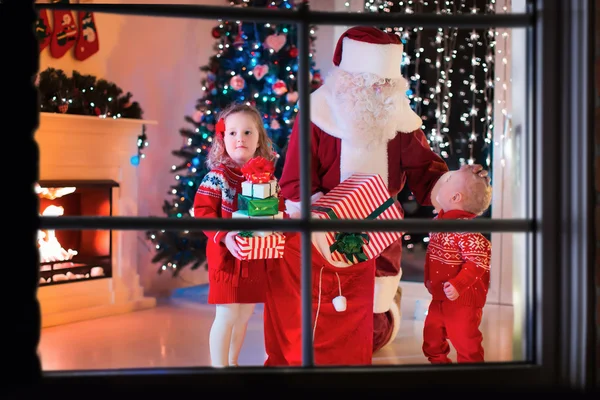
[333,26,404,79]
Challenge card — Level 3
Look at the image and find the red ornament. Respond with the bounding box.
[58,104,68,114]
[211,27,221,39]
[272,80,288,96]
[289,46,298,58]
[230,75,246,91]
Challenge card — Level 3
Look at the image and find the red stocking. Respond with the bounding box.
[75,11,100,61]
[36,9,53,52]
[49,0,78,59]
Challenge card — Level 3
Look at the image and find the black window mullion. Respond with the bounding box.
[533,0,594,390]
[38,216,533,233]
[37,2,533,27]
[296,1,314,368]
[534,0,562,385]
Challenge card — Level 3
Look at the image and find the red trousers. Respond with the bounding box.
[422,300,484,363]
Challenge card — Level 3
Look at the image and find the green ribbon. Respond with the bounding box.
[312,197,396,262]
[330,233,370,263]
[238,231,254,238]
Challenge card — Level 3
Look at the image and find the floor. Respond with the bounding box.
[39,287,519,371]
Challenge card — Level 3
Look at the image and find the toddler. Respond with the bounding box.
[422,165,493,364]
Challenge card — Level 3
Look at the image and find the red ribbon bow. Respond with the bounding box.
[241,156,275,183]
[215,118,226,139]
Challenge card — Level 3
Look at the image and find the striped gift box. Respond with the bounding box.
[234,232,286,260]
[311,173,403,264]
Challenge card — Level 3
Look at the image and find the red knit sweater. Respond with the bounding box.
[193,164,243,244]
[424,209,492,308]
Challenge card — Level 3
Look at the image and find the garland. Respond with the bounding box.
[36,67,148,164]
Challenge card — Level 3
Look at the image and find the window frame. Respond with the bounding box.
[29,0,595,391]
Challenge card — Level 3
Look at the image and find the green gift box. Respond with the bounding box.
[237,194,279,217]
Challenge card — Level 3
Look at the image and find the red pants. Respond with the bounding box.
[422,300,484,363]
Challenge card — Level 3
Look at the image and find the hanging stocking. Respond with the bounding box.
[49,0,78,59]
[36,9,53,52]
[75,11,100,61]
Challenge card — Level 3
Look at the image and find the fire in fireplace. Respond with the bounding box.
[36,180,118,286]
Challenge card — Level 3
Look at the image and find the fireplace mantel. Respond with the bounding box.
[36,112,158,328]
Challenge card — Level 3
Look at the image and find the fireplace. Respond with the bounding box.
[37,180,118,286]
[35,112,157,328]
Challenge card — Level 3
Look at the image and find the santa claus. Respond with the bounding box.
[263,26,451,366]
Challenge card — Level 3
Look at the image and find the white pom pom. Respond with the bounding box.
[332,295,347,312]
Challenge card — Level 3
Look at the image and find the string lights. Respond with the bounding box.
[354,0,502,251]
[130,124,149,166]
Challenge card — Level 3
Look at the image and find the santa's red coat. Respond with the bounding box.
[264,233,375,366]
[276,101,448,354]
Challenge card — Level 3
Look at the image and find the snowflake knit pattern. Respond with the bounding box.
[424,209,492,308]
[195,164,244,245]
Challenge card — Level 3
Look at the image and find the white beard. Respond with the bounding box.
[327,68,411,149]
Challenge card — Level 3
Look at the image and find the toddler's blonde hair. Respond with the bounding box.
[462,172,493,216]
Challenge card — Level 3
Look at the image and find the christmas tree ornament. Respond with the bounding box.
[229,75,246,91]
[270,119,281,129]
[288,45,298,58]
[75,11,100,61]
[264,34,287,52]
[285,91,298,103]
[252,65,269,80]
[312,72,322,85]
[50,0,78,59]
[272,80,288,96]
[232,23,245,47]
[36,9,52,52]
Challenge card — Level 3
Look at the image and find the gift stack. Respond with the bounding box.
[311,173,403,264]
[233,156,286,260]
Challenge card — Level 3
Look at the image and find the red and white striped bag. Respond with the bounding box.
[234,232,286,260]
[311,173,403,264]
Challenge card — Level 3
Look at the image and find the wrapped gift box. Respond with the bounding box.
[311,173,403,264]
[237,194,279,217]
[235,232,286,260]
[232,210,284,237]
[241,180,278,199]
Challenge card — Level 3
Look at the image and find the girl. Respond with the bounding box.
[193,103,279,368]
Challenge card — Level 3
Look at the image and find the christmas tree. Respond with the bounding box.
[146,0,322,275]
[364,0,496,254]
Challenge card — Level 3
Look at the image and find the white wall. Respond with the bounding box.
[39,0,340,297]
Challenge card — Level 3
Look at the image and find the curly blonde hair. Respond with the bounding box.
[462,173,493,216]
[206,103,275,170]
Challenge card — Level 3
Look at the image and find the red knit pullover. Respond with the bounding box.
[424,209,492,308]
[193,164,243,244]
